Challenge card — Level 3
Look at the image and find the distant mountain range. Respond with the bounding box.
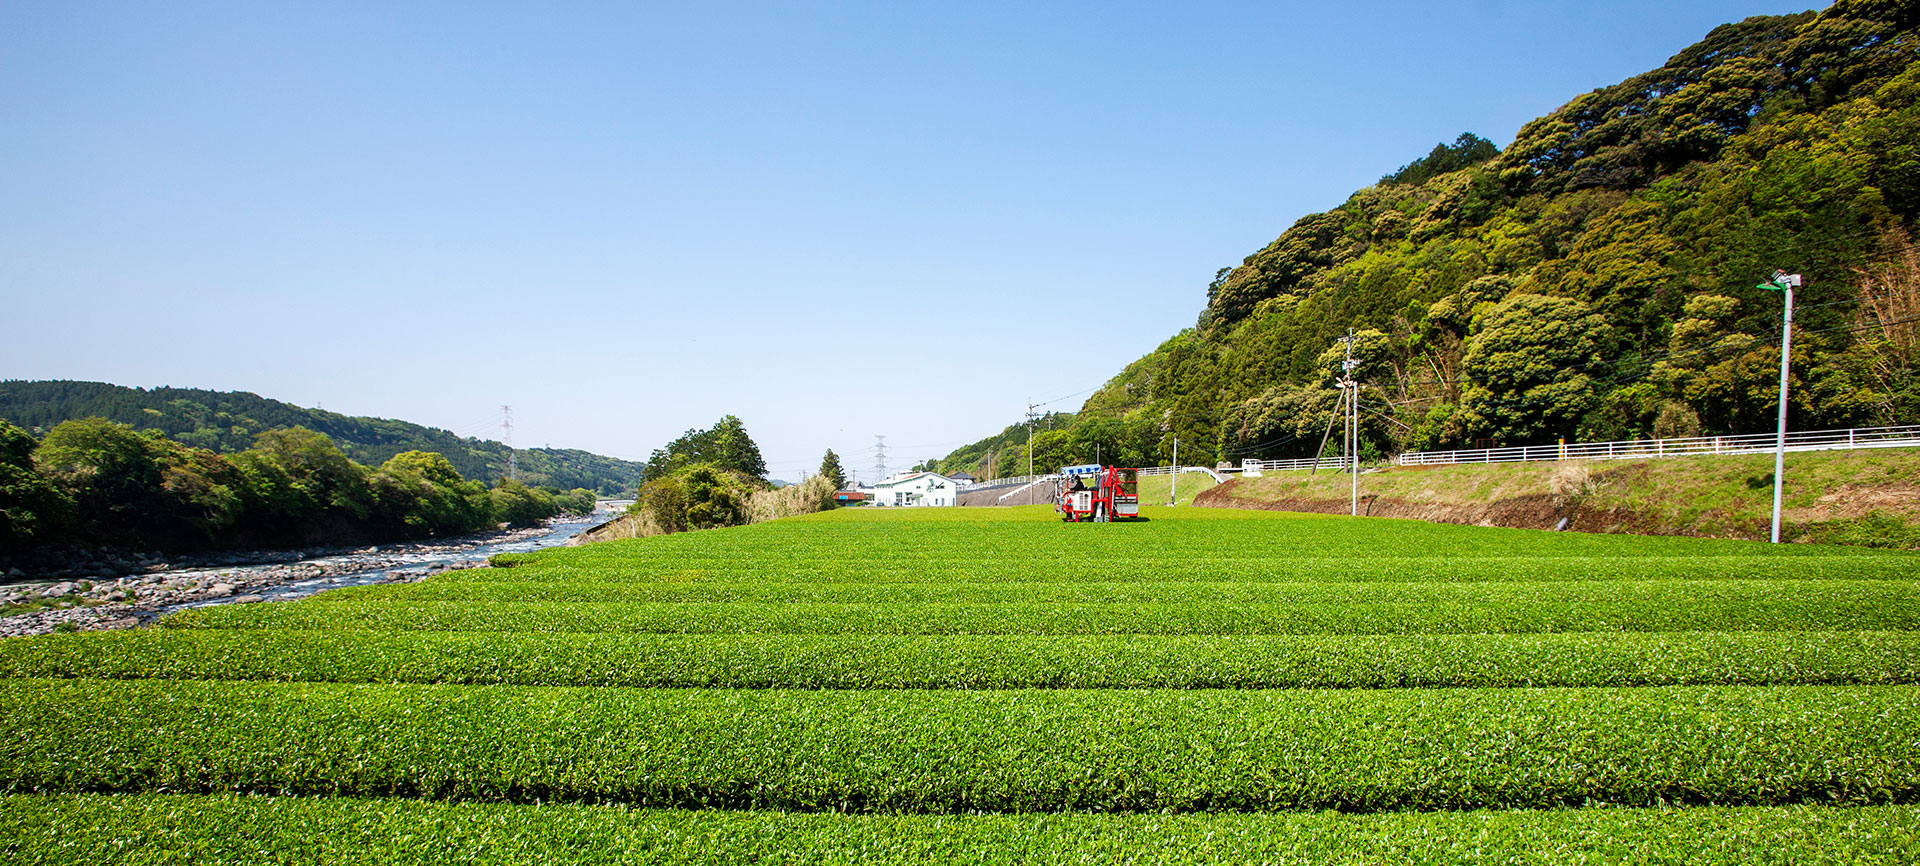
[0,380,644,495]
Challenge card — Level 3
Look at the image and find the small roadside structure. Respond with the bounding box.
[869,471,959,507]
[833,490,869,506]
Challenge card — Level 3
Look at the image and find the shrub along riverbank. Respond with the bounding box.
[0,418,594,567]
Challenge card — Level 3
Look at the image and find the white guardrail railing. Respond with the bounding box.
[961,466,1232,490]
[1239,456,1357,473]
[956,474,1044,492]
[1137,465,1230,483]
[1394,425,1920,467]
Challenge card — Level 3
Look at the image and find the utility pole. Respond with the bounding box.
[1310,387,1342,476]
[1338,330,1359,516]
[1757,270,1801,543]
[1351,376,1359,516]
[1026,401,1036,478]
[1170,437,1179,506]
[500,405,517,482]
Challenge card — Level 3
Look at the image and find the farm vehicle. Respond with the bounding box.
[1055,465,1140,522]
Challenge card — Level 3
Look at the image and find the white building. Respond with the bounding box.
[869,471,959,507]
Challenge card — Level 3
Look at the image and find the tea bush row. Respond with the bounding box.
[356,570,1920,606]
[163,580,1920,634]
[5,679,1917,813]
[473,508,1918,590]
[469,554,1920,585]
[6,629,1918,690]
[3,793,1918,866]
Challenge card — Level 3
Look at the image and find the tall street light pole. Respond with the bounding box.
[1756,270,1800,544]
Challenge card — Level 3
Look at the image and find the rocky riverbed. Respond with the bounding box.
[0,514,611,639]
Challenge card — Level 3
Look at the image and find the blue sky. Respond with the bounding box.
[1,1,1826,480]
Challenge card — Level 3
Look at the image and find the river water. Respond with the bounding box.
[161,511,616,612]
[1,503,633,637]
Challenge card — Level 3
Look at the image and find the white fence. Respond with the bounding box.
[960,466,1230,490]
[1137,465,1231,483]
[1240,456,1357,473]
[955,474,1045,492]
[1395,425,1920,468]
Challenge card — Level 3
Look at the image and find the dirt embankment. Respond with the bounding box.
[1194,450,1920,546]
[959,481,1058,508]
[1195,478,1643,533]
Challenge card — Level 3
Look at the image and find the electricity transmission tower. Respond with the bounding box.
[872,435,888,482]
[500,405,517,481]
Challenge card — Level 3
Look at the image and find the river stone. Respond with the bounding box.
[232,594,265,603]
[45,582,76,598]
[205,583,234,597]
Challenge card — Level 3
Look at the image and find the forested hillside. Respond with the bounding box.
[931,413,1078,480]
[944,0,1920,474]
[0,381,642,495]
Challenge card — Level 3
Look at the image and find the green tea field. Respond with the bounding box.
[3,505,1920,863]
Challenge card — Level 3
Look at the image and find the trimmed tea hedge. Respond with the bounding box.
[3,679,1917,812]
[4,629,1917,690]
[161,579,1920,634]
[2,794,1918,866]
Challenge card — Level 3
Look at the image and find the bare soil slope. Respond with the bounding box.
[1196,449,1920,547]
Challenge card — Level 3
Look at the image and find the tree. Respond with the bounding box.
[239,427,369,518]
[31,417,249,548]
[489,479,558,528]
[34,418,169,544]
[634,463,756,533]
[818,449,847,490]
[1027,429,1077,474]
[643,415,767,483]
[1382,132,1500,186]
[369,451,491,537]
[709,415,766,478]
[1459,294,1615,444]
[0,420,70,550]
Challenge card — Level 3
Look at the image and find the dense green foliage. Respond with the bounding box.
[0,380,643,495]
[640,415,766,484]
[4,796,1916,866]
[1381,132,1501,187]
[0,420,70,549]
[602,416,781,538]
[630,463,763,534]
[954,2,1920,470]
[1,502,1917,857]
[0,418,594,554]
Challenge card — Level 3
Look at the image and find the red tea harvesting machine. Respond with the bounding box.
[1054,464,1140,523]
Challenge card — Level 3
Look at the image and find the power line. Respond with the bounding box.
[1033,386,1098,409]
